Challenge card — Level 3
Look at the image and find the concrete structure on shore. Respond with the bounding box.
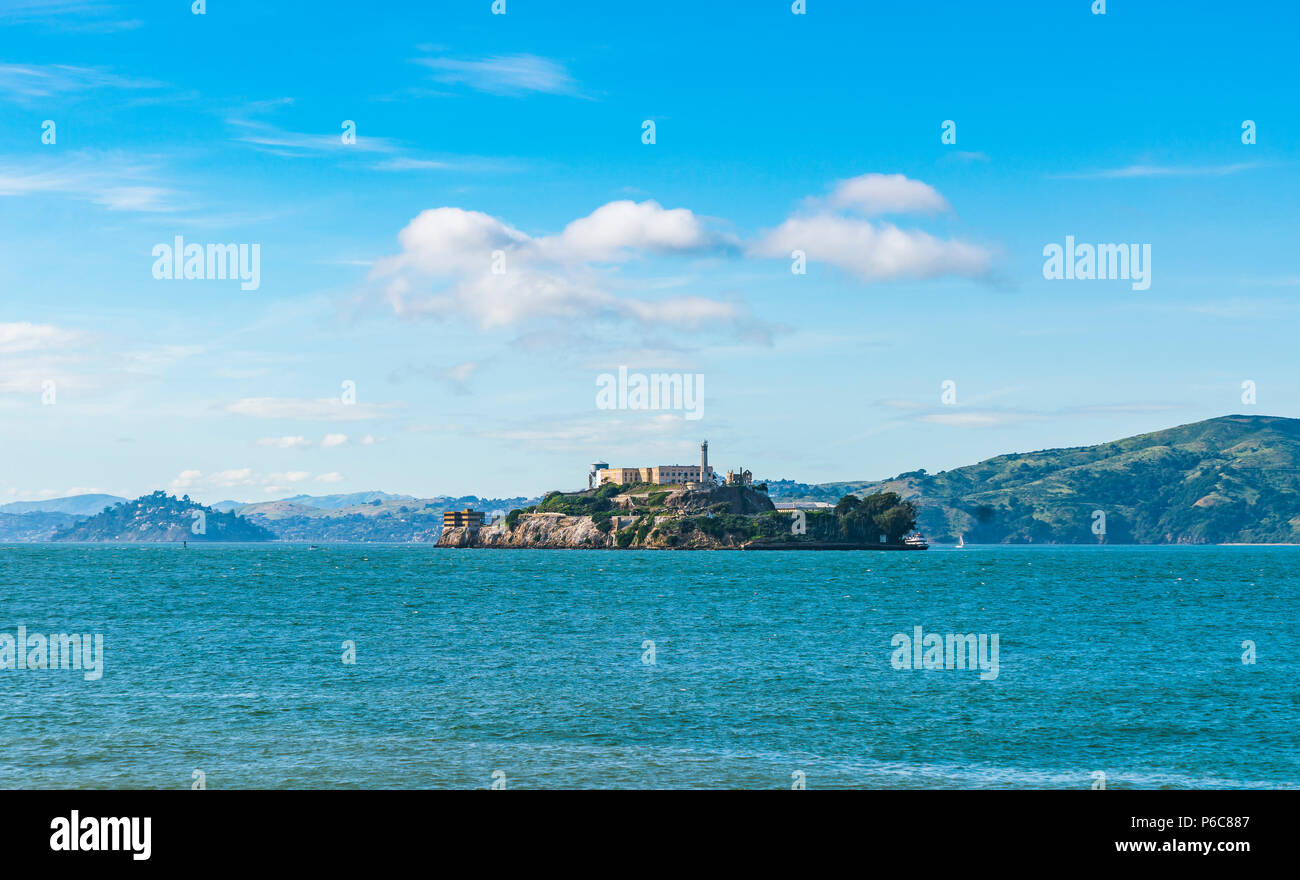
[442,509,486,529]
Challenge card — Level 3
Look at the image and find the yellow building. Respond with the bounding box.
[596,465,712,486]
[595,441,715,488]
[442,509,486,528]
[598,467,648,485]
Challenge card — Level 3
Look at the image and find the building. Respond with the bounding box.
[726,468,753,486]
[596,465,709,486]
[594,441,715,487]
[442,509,486,529]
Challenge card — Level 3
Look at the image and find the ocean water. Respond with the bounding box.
[1,544,1296,789]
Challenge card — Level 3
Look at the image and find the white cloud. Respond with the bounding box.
[0,63,161,100]
[315,472,344,483]
[321,433,348,447]
[371,201,753,335]
[542,200,722,262]
[752,214,991,283]
[917,411,1038,427]
[381,207,529,277]
[170,468,259,491]
[0,3,142,33]
[372,157,453,171]
[226,397,400,421]
[0,321,82,353]
[1055,163,1264,180]
[0,323,107,405]
[828,173,950,215]
[258,435,311,449]
[750,173,992,283]
[228,117,400,156]
[444,363,476,383]
[413,53,581,96]
[0,152,175,212]
[169,467,324,493]
[482,413,685,452]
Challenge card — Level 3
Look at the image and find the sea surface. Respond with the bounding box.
[1,544,1296,789]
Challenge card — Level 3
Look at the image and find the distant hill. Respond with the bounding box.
[232,494,535,542]
[15,416,1300,544]
[774,415,1300,544]
[0,494,127,516]
[1,490,537,543]
[51,491,274,542]
[0,511,84,542]
[277,491,418,510]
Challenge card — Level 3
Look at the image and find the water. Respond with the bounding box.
[1,544,1296,789]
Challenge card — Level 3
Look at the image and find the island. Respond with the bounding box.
[51,491,275,542]
[436,480,922,550]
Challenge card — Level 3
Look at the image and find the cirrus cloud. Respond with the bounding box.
[227,397,401,421]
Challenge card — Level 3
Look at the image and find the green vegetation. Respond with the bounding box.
[497,482,919,548]
[896,415,1300,543]
[535,490,618,516]
[633,514,656,543]
[832,492,919,543]
[52,491,275,542]
[767,415,1300,544]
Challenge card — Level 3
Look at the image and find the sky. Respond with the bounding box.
[2,0,1298,504]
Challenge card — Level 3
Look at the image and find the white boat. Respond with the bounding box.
[956,534,965,549]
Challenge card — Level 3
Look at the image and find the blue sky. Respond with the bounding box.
[2,0,1298,503]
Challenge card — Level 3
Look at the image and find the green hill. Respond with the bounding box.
[836,415,1300,544]
[51,491,275,542]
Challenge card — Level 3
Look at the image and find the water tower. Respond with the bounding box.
[589,461,609,490]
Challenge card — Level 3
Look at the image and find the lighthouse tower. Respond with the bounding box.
[700,440,709,485]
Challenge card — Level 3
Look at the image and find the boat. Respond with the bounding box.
[903,532,929,550]
[956,534,965,549]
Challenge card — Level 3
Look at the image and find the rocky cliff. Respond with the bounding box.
[437,484,779,550]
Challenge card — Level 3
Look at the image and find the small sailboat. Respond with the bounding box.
[956,534,965,549]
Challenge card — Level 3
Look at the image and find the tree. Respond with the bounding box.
[873,503,917,543]
[834,495,862,517]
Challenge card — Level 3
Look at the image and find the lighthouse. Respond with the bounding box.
[700,440,709,485]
